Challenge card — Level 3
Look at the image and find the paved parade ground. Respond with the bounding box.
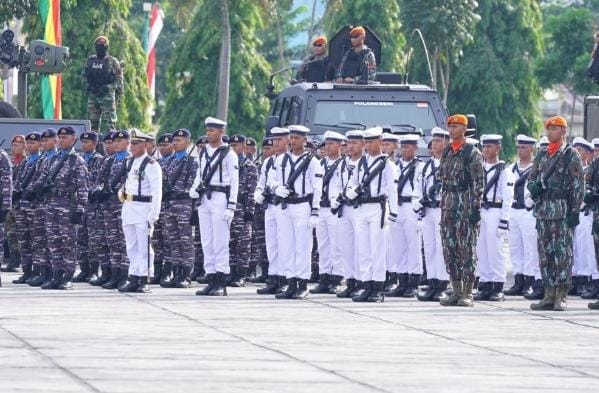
[1,271,599,393]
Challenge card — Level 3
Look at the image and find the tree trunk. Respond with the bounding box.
[306,0,318,53]
[431,46,438,90]
[442,49,451,104]
[217,0,231,122]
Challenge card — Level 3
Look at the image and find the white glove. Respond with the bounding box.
[254,189,265,204]
[309,215,319,229]
[223,208,235,226]
[274,185,290,198]
[330,198,340,210]
[524,197,534,209]
[411,199,423,212]
[189,188,200,199]
[497,228,509,239]
[345,187,358,201]
[416,219,423,233]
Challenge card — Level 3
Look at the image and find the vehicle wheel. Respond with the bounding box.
[0,101,22,118]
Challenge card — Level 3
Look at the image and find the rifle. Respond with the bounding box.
[420,180,441,218]
[481,162,504,208]
[37,149,73,197]
[164,147,194,204]
[334,156,387,216]
[195,146,230,204]
[396,160,418,206]
[13,160,37,202]
[273,145,322,210]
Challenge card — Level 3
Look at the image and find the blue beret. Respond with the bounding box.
[230,134,246,144]
[245,138,256,147]
[173,128,191,138]
[25,132,41,141]
[158,133,173,144]
[103,131,115,142]
[262,138,274,147]
[42,128,57,138]
[57,126,76,136]
[80,131,99,142]
[112,130,130,140]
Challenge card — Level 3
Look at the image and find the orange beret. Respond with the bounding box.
[544,116,567,128]
[350,26,366,37]
[312,36,327,46]
[94,36,109,45]
[447,114,468,126]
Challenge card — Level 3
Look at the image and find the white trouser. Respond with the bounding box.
[354,203,387,282]
[476,207,506,283]
[387,203,423,274]
[338,207,358,279]
[264,205,279,276]
[197,192,230,275]
[509,208,541,279]
[316,208,344,276]
[422,208,448,280]
[276,202,312,279]
[123,223,154,276]
[573,211,595,276]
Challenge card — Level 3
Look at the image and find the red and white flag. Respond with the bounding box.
[147,3,164,100]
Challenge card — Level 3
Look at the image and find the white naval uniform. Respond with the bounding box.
[329,156,360,280]
[120,153,163,277]
[269,151,323,280]
[190,144,239,275]
[417,156,448,281]
[508,161,541,279]
[255,155,280,276]
[316,157,345,277]
[387,157,424,275]
[573,165,597,278]
[347,154,398,282]
[477,161,514,283]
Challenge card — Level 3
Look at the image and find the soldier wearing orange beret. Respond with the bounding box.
[335,26,377,84]
[292,36,335,84]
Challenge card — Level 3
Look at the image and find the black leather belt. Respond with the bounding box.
[482,201,502,209]
[359,196,385,204]
[399,196,412,203]
[286,194,312,204]
[123,193,152,203]
[208,185,230,194]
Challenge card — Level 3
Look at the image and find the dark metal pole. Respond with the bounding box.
[17,70,27,117]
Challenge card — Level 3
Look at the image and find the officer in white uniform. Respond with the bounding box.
[505,134,543,299]
[190,117,239,297]
[118,129,163,293]
[415,127,450,301]
[254,128,289,295]
[311,131,346,294]
[593,138,599,158]
[330,130,364,298]
[344,126,398,302]
[269,125,323,299]
[381,133,399,159]
[385,134,424,298]
[474,134,514,302]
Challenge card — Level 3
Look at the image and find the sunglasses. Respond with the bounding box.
[313,44,324,48]
[350,35,362,39]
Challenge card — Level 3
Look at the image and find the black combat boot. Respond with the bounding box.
[524,279,545,300]
[12,264,33,284]
[248,263,268,283]
[90,265,111,286]
[102,267,121,289]
[190,262,201,281]
[275,278,297,299]
[136,276,150,293]
[225,265,237,286]
[1,255,20,272]
[119,276,139,292]
[41,268,63,290]
[337,278,356,298]
[367,281,385,302]
[229,266,247,288]
[257,275,279,295]
[117,267,130,288]
[160,263,173,287]
[309,266,319,283]
[73,262,90,283]
[504,273,524,296]
[195,273,216,296]
[417,279,438,301]
[386,273,408,297]
[161,265,178,288]
[488,282,505,301]
[276,275,288,294]
[57,271,74,290]
[473,281,492,301]
[86,261,99,283]
[328,275,344,294]
[384,272,398,292]
[401,274,420,298]
[350,280,364,298]
[292,279,309,299]
[208,272,228,296]
[433,280,449,301]
[352,281,373,302]
[309,274,331,294]
[150,262,162,285]
[176,266,193,288]
[567,276,578,296]
[576,276,590,297]
[196,271,209,284]
[581,279,599,299]
[521,275,535,296]
[27,265,49,287]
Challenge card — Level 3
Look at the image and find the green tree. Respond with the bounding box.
[0,0,34,24]
[161,0,270,139]
[449,0,544,158]
[21,0,151,128]
[324,0,405,72]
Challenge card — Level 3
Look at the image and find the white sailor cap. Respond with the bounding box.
[431,127,449,139]
[538,136,549,147]
[129,128,153,142]
[400,134,420,145]
[323,130,346,142]
[363,126,383,140]
[345,130,364,140]
[466,137,479,145]
[516,134,536,145]
[592,138,599,148]
[288,125,310,135]
[205,117,226,129]
[480,134,503,145]
[382,133,399,142]
[270,127,290,137]
[573,137,594,152]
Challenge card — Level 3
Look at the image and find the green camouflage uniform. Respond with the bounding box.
[439,143,484,282]
[585,156,599,276]
[528,144,584,288]
[82,54,123,132]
